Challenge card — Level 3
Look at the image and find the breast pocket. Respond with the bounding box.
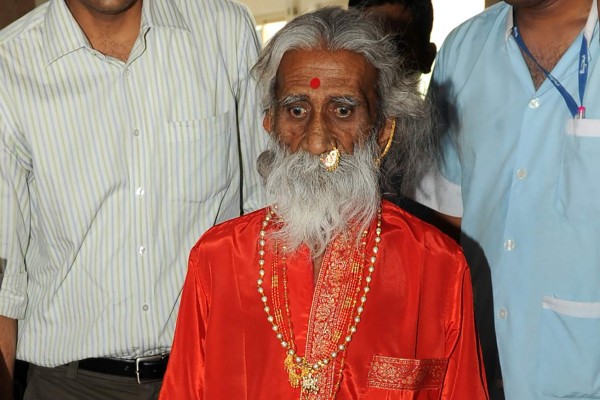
[363,356,448,399]
[537,296,600,397]
[556,119,600,221]
[164,112,232,202]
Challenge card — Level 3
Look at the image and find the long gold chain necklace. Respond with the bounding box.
[257,207,382,395]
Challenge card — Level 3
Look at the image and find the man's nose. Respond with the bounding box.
[301,114,333,155]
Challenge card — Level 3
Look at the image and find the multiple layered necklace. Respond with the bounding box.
[257,207,382,396]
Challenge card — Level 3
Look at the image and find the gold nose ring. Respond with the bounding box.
[319,146,340,172]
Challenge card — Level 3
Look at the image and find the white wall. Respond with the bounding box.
[420,0,483,90]
[243,0,293,22]
[431,0,483,50]
[245,0,349,24]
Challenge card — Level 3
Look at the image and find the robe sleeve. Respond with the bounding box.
[160,245,209,400]
[442,255,489,399]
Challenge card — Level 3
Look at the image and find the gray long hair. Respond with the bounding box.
[252,6,436,198]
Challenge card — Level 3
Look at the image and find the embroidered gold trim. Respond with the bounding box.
[303,229,367,399]
[367,356,448,390]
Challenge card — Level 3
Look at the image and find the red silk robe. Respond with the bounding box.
[160,201,488,399]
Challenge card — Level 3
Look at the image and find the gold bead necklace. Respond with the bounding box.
[257,207,382,394]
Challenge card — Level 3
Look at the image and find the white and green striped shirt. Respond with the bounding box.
[0,0,266,366]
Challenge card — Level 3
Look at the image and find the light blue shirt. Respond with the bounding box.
[0,0,266,366]
[417,1,600,398]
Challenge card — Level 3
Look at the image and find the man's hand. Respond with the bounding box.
[0,315,17,399]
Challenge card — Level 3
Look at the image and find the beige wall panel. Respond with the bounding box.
[486,0,501,7]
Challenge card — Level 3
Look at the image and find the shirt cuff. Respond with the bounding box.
[414,167,463,218]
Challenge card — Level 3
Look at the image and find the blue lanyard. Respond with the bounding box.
[512,23,589,119]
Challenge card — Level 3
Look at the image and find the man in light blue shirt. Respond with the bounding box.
[417,0,600,398]
[0,0,266,398]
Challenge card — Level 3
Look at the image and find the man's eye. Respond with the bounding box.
[335,106,352,118]
[288,106,307,117]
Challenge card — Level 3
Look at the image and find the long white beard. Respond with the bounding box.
[259,136,381,257]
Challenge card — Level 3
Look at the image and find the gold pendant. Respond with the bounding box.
[284,354,319,393]
[284,354,302,388]
[301,373,319,393]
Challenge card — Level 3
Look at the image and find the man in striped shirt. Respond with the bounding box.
[0,0,266,398]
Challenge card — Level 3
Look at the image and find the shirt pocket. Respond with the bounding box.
[164,111,232,202]
[537,296,600,397]
[363,355,448,399]
[555,119,600,221]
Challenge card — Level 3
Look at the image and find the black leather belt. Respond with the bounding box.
[78,354,169,383]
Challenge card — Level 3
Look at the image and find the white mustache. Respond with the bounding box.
[260,137,381,257]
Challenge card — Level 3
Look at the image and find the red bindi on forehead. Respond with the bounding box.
[309,77,321,89]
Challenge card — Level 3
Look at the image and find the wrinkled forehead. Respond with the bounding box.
[274,49,379,104]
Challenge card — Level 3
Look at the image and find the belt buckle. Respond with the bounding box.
[135,354,167,384]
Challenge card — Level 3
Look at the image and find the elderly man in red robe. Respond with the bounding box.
[160,7,488,400]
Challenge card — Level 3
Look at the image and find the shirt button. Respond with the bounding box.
[529,98,540,108]
[504,239,515,251]
[138,246,146,255]
[133,129,140,137]
[516,168,528,179]
[498,308,508,319]
[142,304,149,311]
[135,187,145,197]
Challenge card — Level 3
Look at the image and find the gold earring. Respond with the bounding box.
[376,119,396,167]
[267,109,275,134]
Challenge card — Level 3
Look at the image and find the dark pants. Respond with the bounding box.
[24,363,163,400]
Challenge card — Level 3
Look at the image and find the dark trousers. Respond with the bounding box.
[24,363,163,400]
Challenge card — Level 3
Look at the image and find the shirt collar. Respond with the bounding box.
[42,0,189,67]
[42,0,89,66]
[505,0,598,43]
[141,0,189,31]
